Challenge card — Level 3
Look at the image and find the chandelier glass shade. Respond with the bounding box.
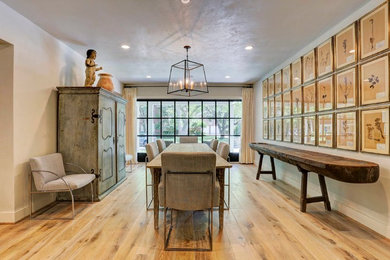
[167,46,208,96]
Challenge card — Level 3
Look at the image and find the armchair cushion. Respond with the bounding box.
[43,174,96,191]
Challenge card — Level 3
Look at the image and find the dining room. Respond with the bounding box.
[1,0,390,259]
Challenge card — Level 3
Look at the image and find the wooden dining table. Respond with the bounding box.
[146,143,232,230]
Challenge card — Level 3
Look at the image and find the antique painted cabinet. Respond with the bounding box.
[57,87,127,201]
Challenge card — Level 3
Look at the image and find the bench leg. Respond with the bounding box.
[300,168,308,212]
[256,153,264,180]
[270,157,276,180]
[256,152,277,180]
[318,175,331,211]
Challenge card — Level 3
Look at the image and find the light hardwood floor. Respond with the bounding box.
[1,164,390,259]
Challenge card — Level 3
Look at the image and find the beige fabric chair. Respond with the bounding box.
[29,153,95,219]
[216,142,231,209]
[157,139,166,153]
[159,152,218,251]
[179,136,198,143]
[209,139,218,152]
[145,142,160,209]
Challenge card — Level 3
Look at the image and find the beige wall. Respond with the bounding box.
[254,0,390,238]
[0,2,123,222]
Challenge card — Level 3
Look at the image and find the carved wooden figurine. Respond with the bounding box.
[84,49,103,86]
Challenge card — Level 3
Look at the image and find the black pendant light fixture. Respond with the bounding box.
[167,45,208,96]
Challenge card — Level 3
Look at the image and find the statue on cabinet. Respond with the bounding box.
[84,49,103,86]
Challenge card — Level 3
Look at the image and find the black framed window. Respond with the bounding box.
[136,99,242,162]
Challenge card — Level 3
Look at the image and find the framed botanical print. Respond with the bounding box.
[303,50,315,82]
[360,3,389,59]
[303,84,316,113]
[304,116,316,145]
[283,118,292,142]
[292,59,302,87]
[336,68,356,108]
[275,94,282,117]
[318,114,333,147]
[361,108,389,154]
[282,65,291,91]
[268,75,275,96]
[263,99,268,119]
[317,77,333,111]
[275,71,282,94]
[263,120,269,139]
[269,119,275,140]
[292,87,302,114]
[269,97,275,118]
[317,38,333,77]
[292,117,302,143]
[275,119,283,141]
[336,111,357,151]
[262,80,268,98]
[361,55,389,105]
[335,24,356,69]
[283,91,291,116]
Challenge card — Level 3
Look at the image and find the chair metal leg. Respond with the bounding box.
[70,190,75,219]
[30,174,33,219]
[90,182,94,203]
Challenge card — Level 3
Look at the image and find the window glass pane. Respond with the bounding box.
[217,136,229,144]
[203,101,215,118]
[230,136,241,153]
[176,102,188,117]
[189,101,201,118]
[162,101,174,118]
[217,101,229,118]
[148,136,158,144]
[137,101,147,117]
[137,136,147,152]
[148,101,160,118]
[230,101,242,118]
[176,119,188,135]
[203,136,215,142]
[230,119,241,135]
[162,136,174,144]
[189,119,202,135]
[216,119,229,135]
[203,119,216,135]
[148,119,161,135]
[137,119,147,135]
[162,119,174,135]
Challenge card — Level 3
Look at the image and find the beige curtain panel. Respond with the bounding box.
[123,87,137,163]
[239,87,254,164]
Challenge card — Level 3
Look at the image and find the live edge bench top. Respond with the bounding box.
[249,143,379,183]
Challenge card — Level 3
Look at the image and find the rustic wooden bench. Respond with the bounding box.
[249,143,380,212]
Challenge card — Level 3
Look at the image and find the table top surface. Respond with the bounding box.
[147,143,232,169]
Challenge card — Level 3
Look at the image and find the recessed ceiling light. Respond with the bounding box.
[245,45,253,50]
[121,44,130,49]
[181,0,190,4]
[146,75,152,79]
[225,75,231,79]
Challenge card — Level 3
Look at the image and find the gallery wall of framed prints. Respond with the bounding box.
[262,1,390,155]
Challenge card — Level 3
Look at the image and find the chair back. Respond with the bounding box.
[209,139,218,151]
[162,152,216,211]
[216,142,230,160]
[29,153,66,191]
[145,142,159,162]
[156,139,166,153]
[179,136,198,143]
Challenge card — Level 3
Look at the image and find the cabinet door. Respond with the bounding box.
[116,102,127,182]
[98,96,117,194]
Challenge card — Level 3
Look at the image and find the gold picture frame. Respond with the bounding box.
[263,99,268,119]
[317,76,333,111]
[282,65,291,91]
[275,94,282,117]
[275,71,282,94]
[304,115,316,145]
[335,24,357,69]
[360,3,389,59]
[303,83,316,113]
[262,79,268,98]
[292,87,302,114]
[292,117,302,144]
[318,113,333,148]
[317,38,333,77]
[336,111,357,151]
[283,91,291,116]
[360,55,389,105]
[361,108,389,154]
[303,50,315,82]
[269,119,275,140]
[275,119,283,141]
[269,97,275,118]
[268,75,275,96]
[283,118,292,142]
[292,58,302,87]
[263,120,269,139]
[336,67,357,108]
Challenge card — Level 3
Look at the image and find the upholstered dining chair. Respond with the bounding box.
[159,152,218,251]
[209,139,218,152]
[179,136,198,143]
[216,142,231,209]
[29,153,95,219]
[145,142,160,210]
[157,139,166,153]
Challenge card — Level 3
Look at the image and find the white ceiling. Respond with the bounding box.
[2,0,370,85]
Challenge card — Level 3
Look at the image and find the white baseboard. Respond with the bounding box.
[0,206,29,223]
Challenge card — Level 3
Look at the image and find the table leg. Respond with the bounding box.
[153,169,161,230]
[217,168,225,231]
